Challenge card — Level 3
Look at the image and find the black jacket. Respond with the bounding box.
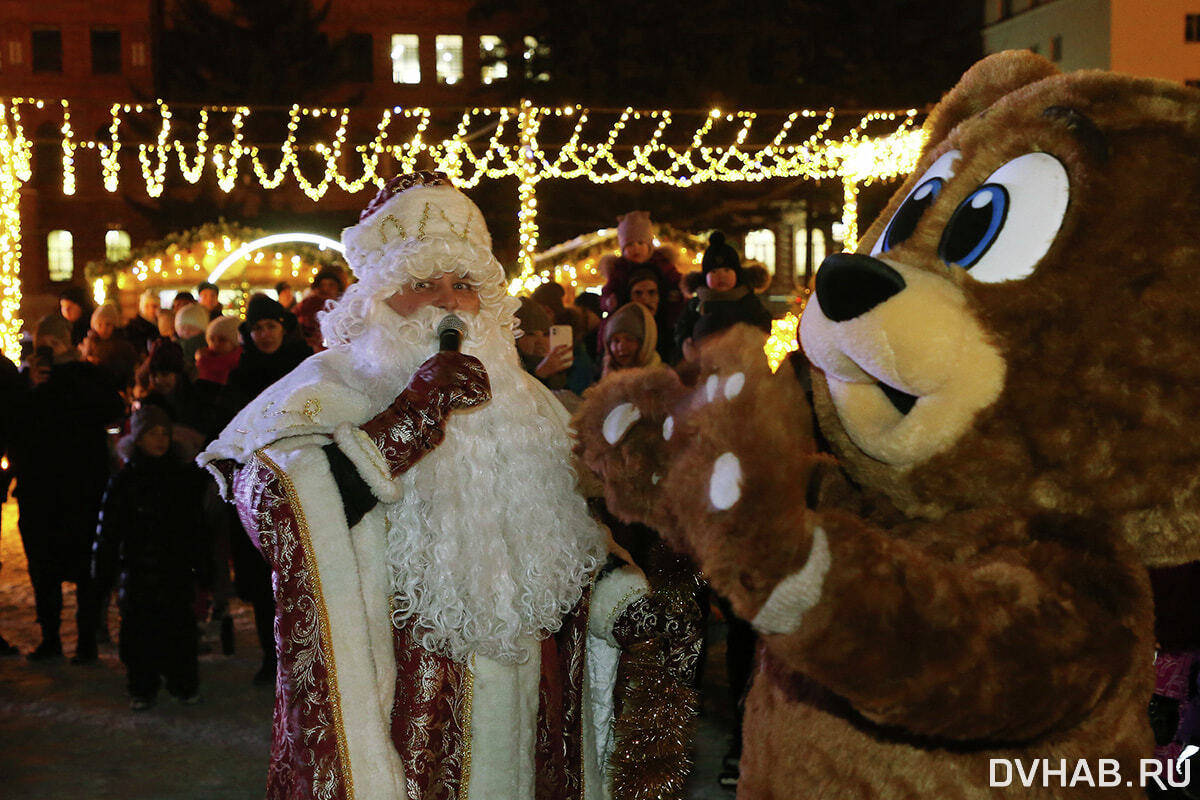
[93,450,211,611]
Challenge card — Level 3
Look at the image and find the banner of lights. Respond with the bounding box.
[0,98,927,360]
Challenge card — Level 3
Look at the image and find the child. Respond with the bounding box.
[93,405,211,710]
[195,315,242,386]
[598,211,685,359]
[601,302,662,376]
[674,230,773,362]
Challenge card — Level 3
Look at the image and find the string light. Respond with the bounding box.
[0,97,925,356]
[0,102,28,360]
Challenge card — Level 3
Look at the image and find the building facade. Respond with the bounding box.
[983,0,1200,85]
[0,0,542,320]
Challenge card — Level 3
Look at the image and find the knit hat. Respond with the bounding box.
[604,302,647,344]
[617,211,653,249]
[342,171,495,273]
[130,403,173,443]
[58,285,90,308]
[175,302,210,337]
[530,281,567,311]
[311,269,344,290]
[206,314,241,346]
[240,293,296,338]
[515,296,552,335]
[701,231,743,281]
[91,303,120,328]
[146,338,186,375]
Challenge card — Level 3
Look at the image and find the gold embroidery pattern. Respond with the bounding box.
[255,449,355,800]
[461,656,474,798]
[379,214,406,244]
[391,617,470,799]
[415,202,474,243]
[261,399,323,423]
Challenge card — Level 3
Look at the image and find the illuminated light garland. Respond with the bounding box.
[1,97,927,355]
[0,102,29,360]
[209,232,345,283]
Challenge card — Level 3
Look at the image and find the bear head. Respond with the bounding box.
[800,50,1200,566]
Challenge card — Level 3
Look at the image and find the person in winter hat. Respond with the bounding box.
[598,211,685,362]
[674,230,773,363]
[602,301,662,376]
[94,404,211,710]
[198,171,622,800]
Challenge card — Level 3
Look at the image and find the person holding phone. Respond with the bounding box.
[514,296,596,397]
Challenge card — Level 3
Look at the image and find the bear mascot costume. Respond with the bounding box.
[573,50,1200,798]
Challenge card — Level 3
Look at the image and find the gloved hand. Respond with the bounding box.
[403,351,492,414]
[360,351,491,477]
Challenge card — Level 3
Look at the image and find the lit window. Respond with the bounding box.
[131,41,146,67]
[794,228,827,274]
[480,35,508,84]
[744,229,776,273]
[391,34,420,84]
[436,35,463,85]
[1188,15,1200,42]
[8,40,24,66]
[523,35,550,82]
[47,230,74,282]
[105,229,131,261]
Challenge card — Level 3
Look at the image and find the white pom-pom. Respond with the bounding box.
[724,372,745,399]
[663,416,675,441]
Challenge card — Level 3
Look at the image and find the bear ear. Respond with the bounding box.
[924,50,1060,148]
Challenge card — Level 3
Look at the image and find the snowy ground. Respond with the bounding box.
[0,496,736,799]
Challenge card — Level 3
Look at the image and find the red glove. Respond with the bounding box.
[360,351,491,477]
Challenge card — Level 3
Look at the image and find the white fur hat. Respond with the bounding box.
[342,171,493,266]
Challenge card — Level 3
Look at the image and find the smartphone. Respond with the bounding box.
[549,324,573,353]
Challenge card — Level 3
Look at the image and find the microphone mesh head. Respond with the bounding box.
[437,314,466,337]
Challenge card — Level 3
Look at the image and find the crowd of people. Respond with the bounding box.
[0,270,345,709]
[0,181,782,796]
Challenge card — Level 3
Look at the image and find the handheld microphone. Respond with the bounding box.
[437,314,466,352]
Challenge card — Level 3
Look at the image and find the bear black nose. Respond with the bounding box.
[814,253,906,322]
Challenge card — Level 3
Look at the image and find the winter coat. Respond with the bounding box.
[216,337,313,430]
[8,358,125,579]
[124,315,161,357]
[673,285,773,358]
[92,449,211,612]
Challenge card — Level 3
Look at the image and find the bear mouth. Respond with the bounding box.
[877,380,918,415]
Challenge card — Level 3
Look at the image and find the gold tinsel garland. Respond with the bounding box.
[608,544,704,800]
[609,645,698,799]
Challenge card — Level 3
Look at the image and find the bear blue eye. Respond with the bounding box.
[870,149,959,259]
[879,178,943,253]
[938,185,1009,268]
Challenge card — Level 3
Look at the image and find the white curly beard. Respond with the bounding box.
[345,301,604,665]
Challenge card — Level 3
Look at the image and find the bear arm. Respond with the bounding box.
[752,511,1149,743]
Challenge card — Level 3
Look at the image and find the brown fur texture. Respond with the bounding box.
[573,51,1200,798]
